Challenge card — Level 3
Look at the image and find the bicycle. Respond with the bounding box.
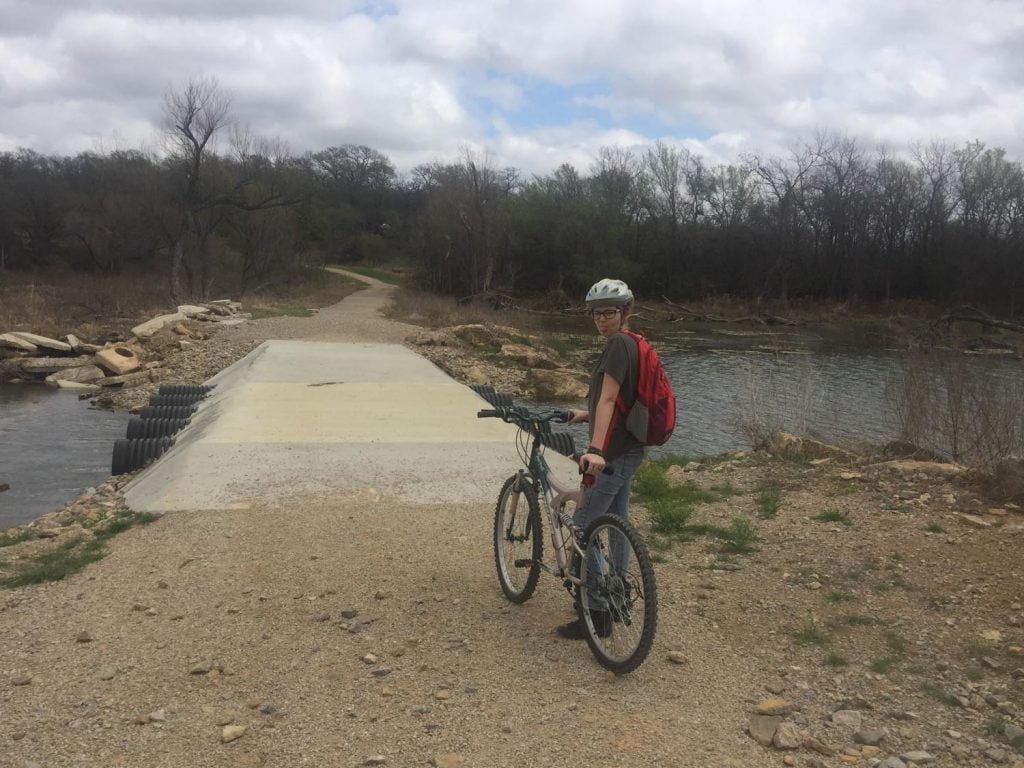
[477,405,657,673]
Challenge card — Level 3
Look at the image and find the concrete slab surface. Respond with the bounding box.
[125,340,578,511]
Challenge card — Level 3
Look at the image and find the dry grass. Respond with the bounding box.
[383,288,552,332]
[0,272,169,338]
[0,268,360,340]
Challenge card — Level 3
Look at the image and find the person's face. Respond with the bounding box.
[590,304,624,337]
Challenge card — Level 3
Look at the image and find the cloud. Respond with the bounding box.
[0,0,1021,174]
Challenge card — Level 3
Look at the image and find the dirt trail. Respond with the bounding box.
[1,272,767,767]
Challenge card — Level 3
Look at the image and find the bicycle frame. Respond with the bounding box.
[519,432,586,585]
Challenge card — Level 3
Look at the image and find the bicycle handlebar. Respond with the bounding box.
[477,407,570,424]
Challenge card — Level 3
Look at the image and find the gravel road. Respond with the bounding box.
[1,271,766,767]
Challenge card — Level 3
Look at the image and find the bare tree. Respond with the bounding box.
[163,76,231,300]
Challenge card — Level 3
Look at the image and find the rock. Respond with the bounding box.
[900,751,935,764]
[132,312,187,339]
[313,612,330,622]
[434,689,451,701]
[362,654,379,664]
[178,304,212,317]
[683,461,702,472]
[172,322,192,336]
[431,755,465,768]
[840,472,863,480]
[55,380,100,390]
[363,757,387,766]
[46,365,106,385]
[216,711,236,726]
[803,737,837,756]
[0,483,9,492]
[148,709,167,722]
[983,748,1010,763]
[782,756,796,767]
[97,667,116,681]
[95,345,141,375]
[878,759,907,768]
[221,725,246,743]
[450,324,494,345]
[374,590,392,600]
[9,332,72,352]
[189,661,213,675]
[830,710,863,729]
[246,697,262,709]
[20,355,95,374]
[370,667,392,678]
[525,368,588,399]
[75,631,94,643]
[664,465,687,487]
[767,432,857,462]
[667,651,687,664]
[756,698,795,716]
[500,343,561,369]
[961,513,994,528]
[0,333,38,352]
[748,714,783,746]
[854,730,886,746]
[258,702,276,715]
[882,459,965,477]
[65,334,99,353]
[11,674,32,686]
[95,370,154,388]
[773,722,801,749]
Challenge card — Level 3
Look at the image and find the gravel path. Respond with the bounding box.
[1,271,766,767]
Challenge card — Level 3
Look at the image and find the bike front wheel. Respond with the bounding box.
[577,513,658,673]
[493,474,543,603]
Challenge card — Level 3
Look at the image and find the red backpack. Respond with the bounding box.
[618,330,676,446]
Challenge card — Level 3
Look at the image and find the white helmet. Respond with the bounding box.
[585,278,633,307]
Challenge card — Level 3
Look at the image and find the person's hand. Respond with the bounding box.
[567,409,588,424]
[580,451,606,475]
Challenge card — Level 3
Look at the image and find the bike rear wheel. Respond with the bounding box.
[493,474,543,603]
[577,513,657,673]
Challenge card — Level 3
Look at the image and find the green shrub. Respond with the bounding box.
[756,487,783,518]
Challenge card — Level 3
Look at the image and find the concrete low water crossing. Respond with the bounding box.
[125,340,578,512]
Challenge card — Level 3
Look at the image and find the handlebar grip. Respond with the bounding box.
[555,411,571,423]
[477,409,501,418]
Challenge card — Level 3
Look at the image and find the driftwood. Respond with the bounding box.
[661,296,798,326]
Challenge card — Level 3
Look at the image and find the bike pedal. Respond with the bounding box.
[513,558,535,568]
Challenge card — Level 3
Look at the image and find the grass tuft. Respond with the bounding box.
[0,538,106,588]
[815,509,853,526]
[0,528,35,548]
[825,590,854,604]
[648,500,694,535]
[755,487,783,518]
[924,521,946,533]
[715,517,759,554]
[870,657,895,674]
[793,620,829,646]
[824,652,848,667]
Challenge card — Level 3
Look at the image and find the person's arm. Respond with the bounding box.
[580,373,621,474]
[568,408,589,424]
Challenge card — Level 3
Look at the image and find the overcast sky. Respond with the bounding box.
[2,0,1022,175]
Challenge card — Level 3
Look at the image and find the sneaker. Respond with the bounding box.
[555,611,612,640]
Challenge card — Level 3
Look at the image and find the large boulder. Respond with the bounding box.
[45,365,106,385]
[451,324,494,346]
[95,369,156,388]
[95,345,141,375]
[131,312,187,339]
[0,333,38,352]
[8,332,72,352]
[65,334,101,354]
[500,343,562,369]
[20,356,94,374]
[525,368,588,400]
[177,304,212,318]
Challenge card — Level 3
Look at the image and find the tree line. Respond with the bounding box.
[2,78,1022,314]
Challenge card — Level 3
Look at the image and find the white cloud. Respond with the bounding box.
[0,0,1021,174]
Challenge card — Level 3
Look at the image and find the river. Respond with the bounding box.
[0,385,129,529]
[2,321,1020,529]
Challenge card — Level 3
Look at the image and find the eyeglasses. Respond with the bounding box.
[590,308,621,320]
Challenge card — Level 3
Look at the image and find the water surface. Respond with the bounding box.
[0,385,129,528]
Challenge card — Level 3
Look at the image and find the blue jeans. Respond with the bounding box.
[572,445,645,611]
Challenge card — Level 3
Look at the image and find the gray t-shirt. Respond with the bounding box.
[587,331,642,460]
